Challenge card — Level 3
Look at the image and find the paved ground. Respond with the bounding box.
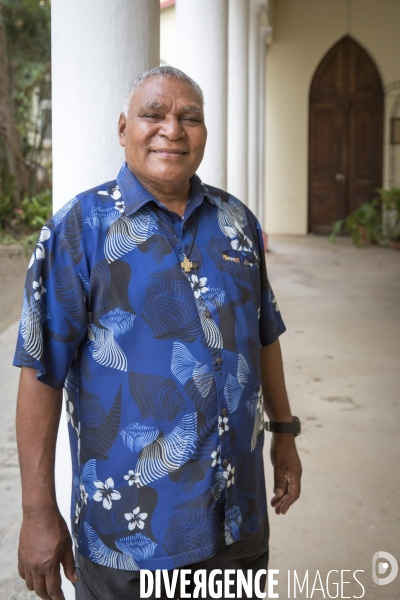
[0,246,29,334]
[0,236,399,599]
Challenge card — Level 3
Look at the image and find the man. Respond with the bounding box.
[14,66,302,600]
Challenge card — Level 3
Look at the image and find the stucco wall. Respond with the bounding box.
[266,0,400,234]
[160,5,177,66]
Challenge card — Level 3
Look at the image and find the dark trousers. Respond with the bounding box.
[74,549,269,600]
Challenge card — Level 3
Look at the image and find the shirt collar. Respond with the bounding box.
[116,162,213,217]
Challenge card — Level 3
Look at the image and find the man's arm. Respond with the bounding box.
[16,367,77,600]
[261,339,302,515]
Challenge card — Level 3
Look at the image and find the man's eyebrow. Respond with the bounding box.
[141,102,203,115]
[142,102,168,110]
[181,105,203,115]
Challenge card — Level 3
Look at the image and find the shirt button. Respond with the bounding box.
[223,459,229,468]
[191,262,199,270]
[216,357,223,365]
[221,408,227,416]
[204,310,212,318]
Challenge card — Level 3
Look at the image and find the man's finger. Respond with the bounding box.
[17,557,26,580]
[287,471,301,501]
[47,583,66,600]
[273,465,288,499]
[61,544,78,583]
[271,494,286,514]
[44,570,65,600]
[24,570,35,591]
[273,473,301,515]
[32,573,51,599]
[280,493,295,515]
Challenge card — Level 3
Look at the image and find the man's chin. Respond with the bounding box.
[149,168,196,186]
[126,161,199,188]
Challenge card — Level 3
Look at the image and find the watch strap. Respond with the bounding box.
[264,416,301,436]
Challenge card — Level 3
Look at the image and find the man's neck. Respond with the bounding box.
[133,171,190,218]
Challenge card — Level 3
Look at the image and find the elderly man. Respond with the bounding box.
[14,66,301,600]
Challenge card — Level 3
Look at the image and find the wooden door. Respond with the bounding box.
[308,36,383,234]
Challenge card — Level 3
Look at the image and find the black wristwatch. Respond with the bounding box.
[264,416,301,437]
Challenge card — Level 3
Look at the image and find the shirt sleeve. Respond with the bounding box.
[13,221,88,389]
[256,223,286,347]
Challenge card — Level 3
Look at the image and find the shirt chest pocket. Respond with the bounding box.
[222,249,260,268]
[220,247,261,289]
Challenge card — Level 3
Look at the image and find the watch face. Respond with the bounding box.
[293,416,301,436]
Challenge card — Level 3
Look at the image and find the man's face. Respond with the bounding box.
[118,76,207,188]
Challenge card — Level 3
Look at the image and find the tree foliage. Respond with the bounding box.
[0,0,51,238]
[1,0,51,147]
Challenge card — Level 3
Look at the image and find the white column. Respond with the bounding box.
[52,0,160,210]
[257,26,271,229]
[248,1,266,216]
[52,3,159,598]
[176,0,228,189]
[227,0,249,202]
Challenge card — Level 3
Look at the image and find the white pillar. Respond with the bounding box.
[248,1,266,216]
[52,3,159,597]
[227,0,249,202]
[257,26,271,229]
[176,0,228,189]
[52,0,160,210]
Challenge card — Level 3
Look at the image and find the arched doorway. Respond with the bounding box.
[308,36,384,234]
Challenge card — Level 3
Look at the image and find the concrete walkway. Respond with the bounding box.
[0,236,399,599]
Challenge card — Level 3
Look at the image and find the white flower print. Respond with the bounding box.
[190,275,209,299]
[124,506,148,531]
[223,222,253,253]
[211,445,221,467]
[33,277,46,301]
[80,483,88,505]
[75,422,81,457]
[110,186,122,200]
[223,463,235,487]
[75,502,81,524]
[98,185,121,200]
[29,226,51,268]
[65,391,75,427]
[93,477,121,510]
[272,295,280,312]
[218,415,229,436]
[124,470,141,487]
[114,200,125,213]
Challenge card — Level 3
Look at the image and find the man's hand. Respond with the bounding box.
[260,340,303,514]
[270,434,302,515]
[18,509,77,600]
[16,368,77,599]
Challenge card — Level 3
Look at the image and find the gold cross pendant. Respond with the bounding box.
[181,256,194,272]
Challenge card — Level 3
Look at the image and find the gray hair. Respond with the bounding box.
[122,66,204,116]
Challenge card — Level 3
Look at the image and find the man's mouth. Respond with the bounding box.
[151,149,187,156]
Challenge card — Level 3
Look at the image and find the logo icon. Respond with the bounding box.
[372,551,398,586]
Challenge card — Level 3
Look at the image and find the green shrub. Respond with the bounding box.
[330,199,382,247]
[0,187,52,242]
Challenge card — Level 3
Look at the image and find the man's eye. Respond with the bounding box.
[144,114,162,120]
[183,117,201,123]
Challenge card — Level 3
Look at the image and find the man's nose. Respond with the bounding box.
[159,116,184,140]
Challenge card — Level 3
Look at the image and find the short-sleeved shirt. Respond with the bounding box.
[14,163,285,571]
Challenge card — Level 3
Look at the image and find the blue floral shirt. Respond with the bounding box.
[14,163,285,571]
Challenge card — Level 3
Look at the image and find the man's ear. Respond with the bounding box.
[118,113,127,147]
